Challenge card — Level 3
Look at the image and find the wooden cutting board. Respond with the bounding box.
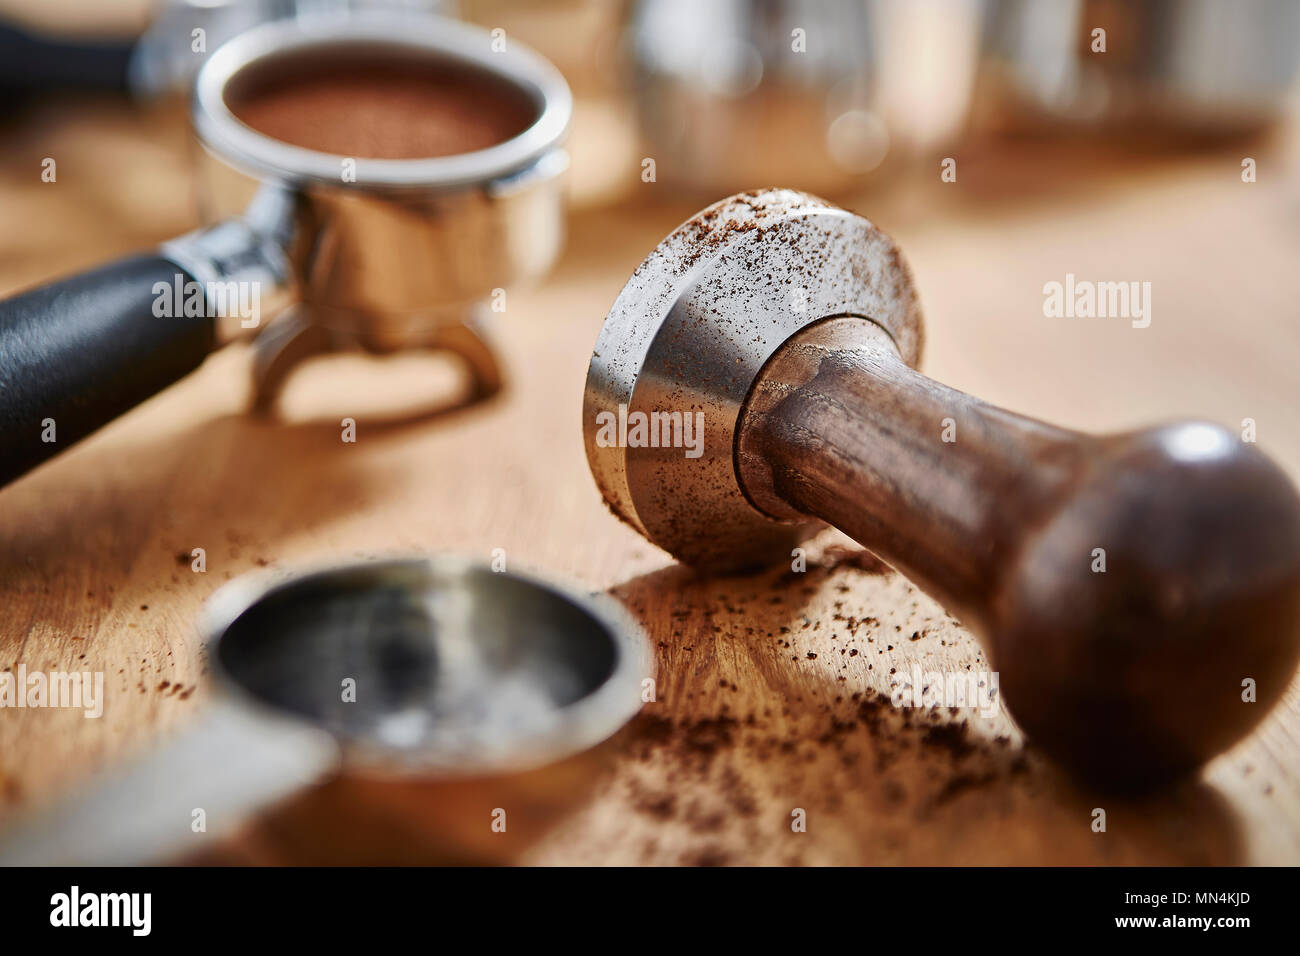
[1,86,1298,865]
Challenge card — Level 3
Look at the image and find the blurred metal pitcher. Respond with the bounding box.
[981,0,1300,134]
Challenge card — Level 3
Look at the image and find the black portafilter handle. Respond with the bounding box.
[0,20,136,102]
[0,256,214,488]
[0,188,296,488]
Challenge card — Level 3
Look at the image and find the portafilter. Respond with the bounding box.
[0,12,571,488]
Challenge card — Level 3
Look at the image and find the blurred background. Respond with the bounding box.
[2,0,1298,447]
[1,0,1299,865]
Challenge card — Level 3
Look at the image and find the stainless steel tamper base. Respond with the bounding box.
[583,189,924,570]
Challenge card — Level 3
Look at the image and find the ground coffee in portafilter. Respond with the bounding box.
[225,47,539,160]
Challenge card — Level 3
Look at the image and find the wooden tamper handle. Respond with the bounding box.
[740,317,1300,785]
[585,189,1300,787]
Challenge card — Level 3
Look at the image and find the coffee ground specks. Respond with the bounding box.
[568,534,1039,865]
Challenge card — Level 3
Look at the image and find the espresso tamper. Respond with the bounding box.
[0,13,571,489]
[584,189,1300,787]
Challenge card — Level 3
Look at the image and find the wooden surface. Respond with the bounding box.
[1,81,1299,864]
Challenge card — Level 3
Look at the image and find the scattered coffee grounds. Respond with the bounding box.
[589,543,1046,865]
[226,47,538,159]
